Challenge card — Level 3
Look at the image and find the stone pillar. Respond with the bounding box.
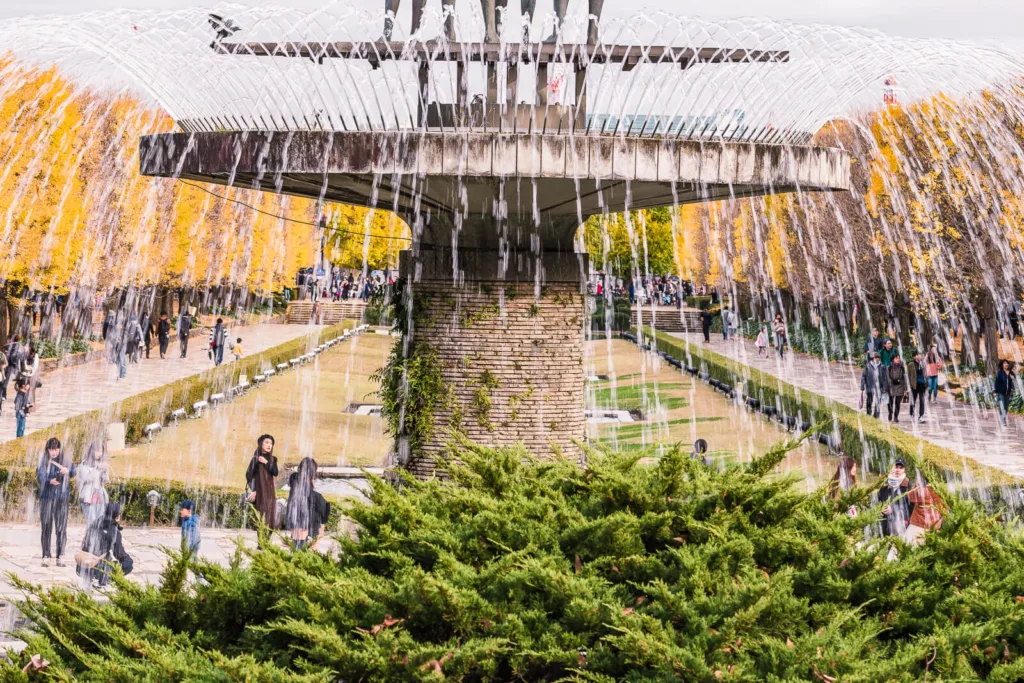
[395,248,587,477]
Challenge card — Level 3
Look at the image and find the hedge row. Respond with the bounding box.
[634,326,1016,488]
[0,322,357,528]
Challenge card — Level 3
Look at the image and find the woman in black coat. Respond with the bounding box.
[286,457,330,550]
[77,502,133,587]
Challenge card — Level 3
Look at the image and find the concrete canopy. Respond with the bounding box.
[140,130,850,248]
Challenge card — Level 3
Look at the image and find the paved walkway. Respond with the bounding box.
[669,331,1024,478]
[0,324,321,442]
[0,524,264,653]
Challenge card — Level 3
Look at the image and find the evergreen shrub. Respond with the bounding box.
[7,439,1024,681]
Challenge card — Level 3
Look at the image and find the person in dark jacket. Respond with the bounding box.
[246,434,280,529]
[860,353,890,419]
[994,359,1016,427]
[178,311,193,358]
[877,459,914,538]
[907,351,927,424]
[887,356,908,423]
[37,436,75,567]
[78,502,133,587]
[286,457,330,550]
[700,307,713,344]
[211,318,227,366]
[157,312,172,359]
[1,335,21,406]
[140,312,152,359]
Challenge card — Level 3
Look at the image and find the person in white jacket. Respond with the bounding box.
[76,442,110,525]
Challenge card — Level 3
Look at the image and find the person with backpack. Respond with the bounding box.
[907,351,928,424]
[860,352,889,419]
[700,307,713,344]
[157,312,172,359]
[178,310,193,359]
[887,355,908,423]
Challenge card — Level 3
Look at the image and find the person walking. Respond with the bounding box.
[925,343,943,402]
[179,500,201,554]
[246,434,280,529]
[700,307,712,344]
[141,312,152,359]
[0,343,7,414]
[178,310,193,359]
[721,306,731,341]
[77,502,133,588]
[211,318,227,366]
[908,351,927,424]
[887,355,907,423]
[37,437,75,567]
[126,314,143,363]
[994,359,1016,427]
[14,378,30,438]
[231,337,244,362]
[772,313,787,360]
[755,325,768,358]
[877,458,913,538]
[864,328,882,364]
[77,442,109,525]
[0,334,20,409]
[20,346,39,408]
[157,312,171,359]
[860,352,889,419]
[905,475,946,547]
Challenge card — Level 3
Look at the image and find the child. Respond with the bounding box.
[232,338,243,362]
[14,378,29,438]
[180,500,201,554]
[755,325,768,358]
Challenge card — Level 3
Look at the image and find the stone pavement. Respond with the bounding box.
[668,331,1024,478]
[0,323,321,442]
[0,523,261,654]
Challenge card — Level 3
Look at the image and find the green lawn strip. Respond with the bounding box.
[596,416,724,440]
[590,381,690,411]
[0,322,357,528]
[635,326,1017,487]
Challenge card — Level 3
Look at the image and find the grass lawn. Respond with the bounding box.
[110,333,394,488]
[586,339,840,491]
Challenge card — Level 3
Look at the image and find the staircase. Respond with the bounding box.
[631,307,704,334]
[286,300,368,324]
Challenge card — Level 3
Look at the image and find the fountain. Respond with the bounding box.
[138,4,851,475]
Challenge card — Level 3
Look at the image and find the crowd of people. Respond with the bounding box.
[33,432,330,588]
[0,335,41,435]
[296,266,393,303]
[588,273,720,308]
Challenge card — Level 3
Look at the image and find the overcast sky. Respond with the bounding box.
[2,0,1024,48]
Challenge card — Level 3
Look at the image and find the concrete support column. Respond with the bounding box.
[397,247,587,476]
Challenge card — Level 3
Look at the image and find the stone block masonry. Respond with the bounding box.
[399,249,587,478]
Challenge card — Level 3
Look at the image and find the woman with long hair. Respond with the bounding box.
[36,436,75,567]
[286,457,329,550]
[77,441,110,525]
[245,434,280,528]
[925,343,943,402]
[827,455,858,501]
[77,502,133,587]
